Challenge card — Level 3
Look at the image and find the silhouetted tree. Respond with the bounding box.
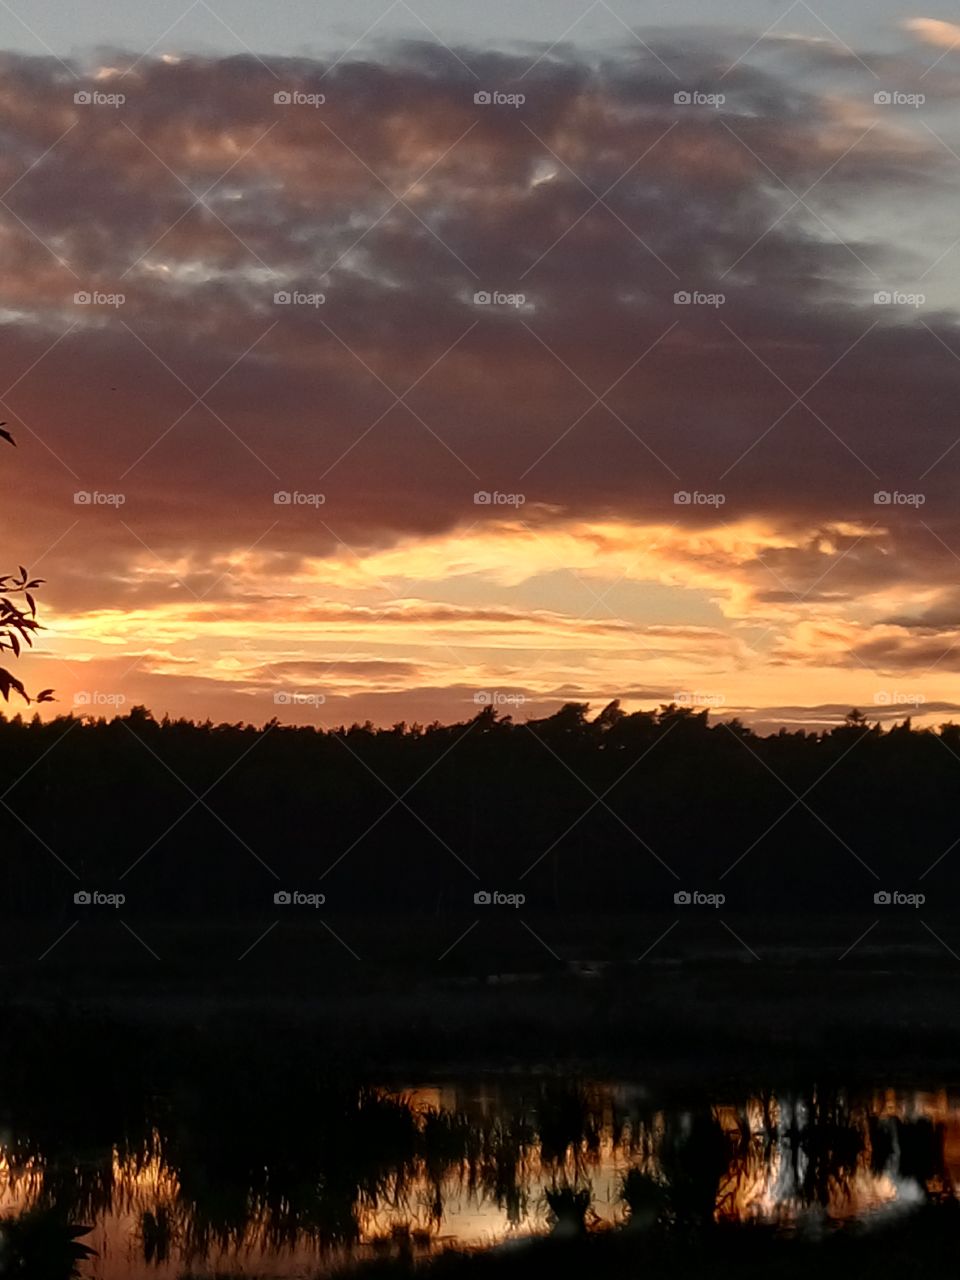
[0,429,52,706]
[0,698,956,921]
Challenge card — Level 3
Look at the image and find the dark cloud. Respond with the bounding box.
[2,33,960,714]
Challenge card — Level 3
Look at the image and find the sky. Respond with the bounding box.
[3,3,960,729]
[0,2,936,59]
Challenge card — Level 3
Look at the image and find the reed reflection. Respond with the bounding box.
[2,1076,959,1277]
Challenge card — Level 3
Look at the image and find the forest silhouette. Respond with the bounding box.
[0,699,955,920]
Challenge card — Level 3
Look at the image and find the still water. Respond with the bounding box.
[1,1078,958,1278]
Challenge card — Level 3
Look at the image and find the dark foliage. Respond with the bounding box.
[0,426,53,706]
[0,700,954,921]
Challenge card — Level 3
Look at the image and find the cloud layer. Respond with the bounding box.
[3,29,960,725]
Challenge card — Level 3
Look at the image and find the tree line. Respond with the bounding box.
[0,700,955,920]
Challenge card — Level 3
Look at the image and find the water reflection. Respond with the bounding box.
[1,1080,958,1277]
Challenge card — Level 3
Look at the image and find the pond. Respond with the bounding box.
[2,1076,958,1277]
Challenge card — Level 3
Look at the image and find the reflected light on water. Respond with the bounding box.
[1,1081,958,1278]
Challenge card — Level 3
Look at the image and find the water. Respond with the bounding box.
[2,1077,958,1278]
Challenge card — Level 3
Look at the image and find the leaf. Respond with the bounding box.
[0,668,27,702]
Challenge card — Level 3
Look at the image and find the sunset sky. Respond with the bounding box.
[3,2,960,729]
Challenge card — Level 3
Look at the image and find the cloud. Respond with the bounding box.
[2,32,960,722]
[904,18,960,50]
